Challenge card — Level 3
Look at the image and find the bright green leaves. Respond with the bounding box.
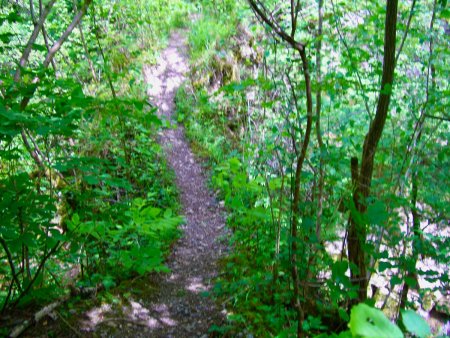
[349,304,403,338]
[188,15,236,61]
[332,304,432,338]
[0,0,186,314]
[69,197,183,285]
[330,260,358,301]
[400,310,431,338]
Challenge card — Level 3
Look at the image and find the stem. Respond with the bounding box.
[395,0,417,65]
[0,238,22,294]
[291,48,313,337]
[12,242,62,307]
[398,0,437,312]
[315,0,324,242]
[79,20,98,82]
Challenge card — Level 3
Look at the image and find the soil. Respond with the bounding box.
[17,31,228,338]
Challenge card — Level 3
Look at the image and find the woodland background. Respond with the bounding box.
[0,0,449,337]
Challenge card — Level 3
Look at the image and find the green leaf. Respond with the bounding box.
[381,83,393,95]
[401,310,431,338]
[72,213,80,226]
[84,175,99,185]
[339,307,350,322]
[7,11,23,23]
[337,332,353,338]
[440,9,450,19]
[378,260,393,272]
[367,200,388,226]
[102,276,116,290]
[390,275,402,287]
[332,260,349,279]
[349,304,403,338]
[31,43,48,52]
[0,32,14,43]
[163,208,173,218]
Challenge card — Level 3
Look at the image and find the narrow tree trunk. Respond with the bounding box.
[315,0,324,245]
[246,2,313,335]
[348,0,399,302]
[38,0,58,74]
[399,170,419,309]
[16,0,93,178]
[291,47,313,338]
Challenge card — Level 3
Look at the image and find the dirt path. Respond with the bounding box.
[137,30,227,337]
[72,31,227,338]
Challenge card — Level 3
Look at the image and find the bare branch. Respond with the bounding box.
[424,114,450,122]
[19,0,93,111]
[247,0,305,51]
[14,0,57,82]
[43,0,93,68]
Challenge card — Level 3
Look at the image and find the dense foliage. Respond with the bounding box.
[1,0,449,337]
[0,0,188,321]
[179,0,449,336]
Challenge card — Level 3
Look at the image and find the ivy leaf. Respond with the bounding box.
[349,304,403,338]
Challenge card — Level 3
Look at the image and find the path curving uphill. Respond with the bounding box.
[139,30,228,337]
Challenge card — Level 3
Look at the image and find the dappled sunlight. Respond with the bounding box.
[83,303,112,327]
[186,276,209,293]
[144,33,189,118]
[81,297,179,332]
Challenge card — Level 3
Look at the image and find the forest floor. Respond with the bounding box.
[24,31,228,338]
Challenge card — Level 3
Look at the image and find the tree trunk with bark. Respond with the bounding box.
[348,0,399,303]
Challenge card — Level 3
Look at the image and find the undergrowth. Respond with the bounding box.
[176,1,449,337]
[0,0,192,322]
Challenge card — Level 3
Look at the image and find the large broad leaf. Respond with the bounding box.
[401,310,431,338]
[349,304,403,338]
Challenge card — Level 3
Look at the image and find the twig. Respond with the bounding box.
[14,0,57,82]
[395,0,417,65]
[423,114,450,122]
